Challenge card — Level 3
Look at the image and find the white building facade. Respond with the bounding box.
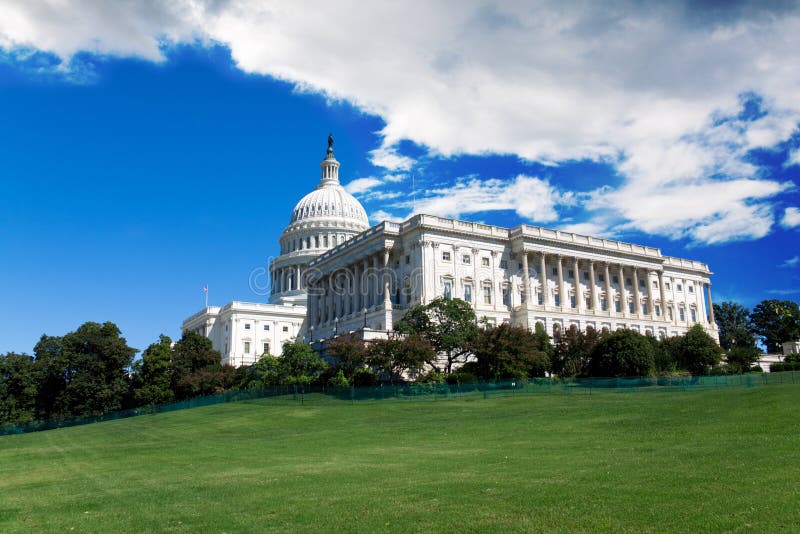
[184,138,719,366]
[182,137,370,366]
[304,215,718,343]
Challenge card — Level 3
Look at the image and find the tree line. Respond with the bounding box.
[2,298,798,426]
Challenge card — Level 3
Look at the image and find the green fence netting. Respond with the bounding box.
[2,370,798,435]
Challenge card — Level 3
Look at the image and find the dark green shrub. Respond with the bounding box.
[588,329,655,377]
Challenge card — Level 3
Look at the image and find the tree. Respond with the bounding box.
[725,346,761,374]
[588,329,655,377]
[279,341,327,386]
[34,322,136,419]
[677,324,723,375]
[366,333,434,383]
[326,334,368,381]
[551,325,598,377]
[750,299,800,354]
[469,324,549,380]
[713,302,757,351]
[0,353,40,425]
[171,331,223,400]
[132,335,175,406]
[394,297,479,373]
[237,354,282,389]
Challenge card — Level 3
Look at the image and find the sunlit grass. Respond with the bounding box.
[1,385,797,532]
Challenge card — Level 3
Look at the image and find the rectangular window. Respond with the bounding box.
[443,280,452,299]
[598,274,605,283]
[520,289,526,304]
[629,301,634,313]
[263,324,269,331]
[442,251,451,262]
[586,296,591,308]
[612,275,619,284]
[666,282,671,290]
[482,257,490,267]
[500,260,508,269]
[583,272,589,281]
[538,292,544,305]
[570,295,576,308]
[554,294,561,306]
[483,286,491,304]
[502,286,511,306]
[626,278,632,286]
[282,325,289,332]
[462,254,471,264]
[689,285,694,293]
[677,284,683,291]
[244,341,250,354]
[601,299,607,311]
[263,342,269,355]
[315,236,320,248]
[568,269,574,278]
[679,307,685,321]
[690,308,697,322]
[653,280,659,288]
[655,304,661,317]
[552,267,558,276]
[464,284,472,303]
[405,255,410,265]
[615,300,621,312]
[244,323,251,330]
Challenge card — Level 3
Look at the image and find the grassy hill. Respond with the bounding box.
[1,385,798,532]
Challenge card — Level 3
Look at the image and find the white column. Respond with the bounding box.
[619,265,628,317]
[658,271,667,322]
[296,265,301,290]
[540,252,548,306]
[352,263,360,314]
[633,268,641,316]
[472,248,479,310]
[522,251,531,307]
[383,248,392,310]
[589,261,597,312]
[646,269,655,319]
[604,263,612,315]
[574,257,582,312]
[372,254,379,307]
[492,251,500,312]
[706,283,716,327]
[557,255,564,310]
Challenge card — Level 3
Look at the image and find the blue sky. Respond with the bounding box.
[0,2,798,355]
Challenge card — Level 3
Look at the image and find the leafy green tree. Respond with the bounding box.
[0,353,40,425]
[177,366,238,397]
[713,302,757,351]
[238,354,282,389]
[677,324,723,375]
[326,334,368,381]
[551,325,598,377]
[750,299,800,354]
[279,341,327,386]
[469,324,549,380]
[725,346,761,374]
[366,333,434,383]
[395,297,479,373]
[132,335,175,406]
[34,322,136,419]
[588,329,655,377]
[655,335,682,374]
[171,331,223,399]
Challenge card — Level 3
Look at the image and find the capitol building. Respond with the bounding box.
[183,138,718,367]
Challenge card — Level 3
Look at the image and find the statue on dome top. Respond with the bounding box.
[327,132,334,153]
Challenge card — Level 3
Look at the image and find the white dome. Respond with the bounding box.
[290,183,369,227]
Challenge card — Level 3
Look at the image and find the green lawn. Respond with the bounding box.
[1,385,798,532]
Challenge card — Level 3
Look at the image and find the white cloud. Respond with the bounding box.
[344,177,381,195]
[368,146,415,171]
[782,207,800,228]
[2,1,800,243]
[780,256,799,268]
[369,209,404,224]
[787,148,800,167]
[394,174,571,222]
